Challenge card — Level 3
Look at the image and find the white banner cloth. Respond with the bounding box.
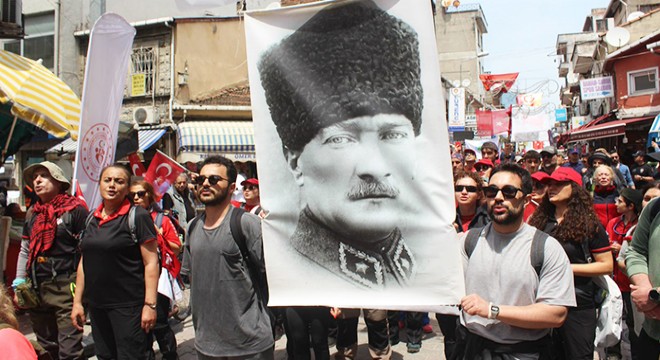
[245,0,463,311]
[72,14,135,210]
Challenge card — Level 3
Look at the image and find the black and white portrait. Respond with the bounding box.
[246,0,463,309]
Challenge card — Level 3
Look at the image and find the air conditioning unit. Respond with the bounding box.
[133,107,157,125]
[590,99,603,117]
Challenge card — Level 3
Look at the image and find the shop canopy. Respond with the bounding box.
[177,121,255,163]
[46,127,167,154]
[563,116,654,143]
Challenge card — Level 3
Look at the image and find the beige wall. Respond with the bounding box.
[174,19,248,103]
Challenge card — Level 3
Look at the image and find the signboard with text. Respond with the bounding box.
[448,87,465,131]
[580,76,614,101]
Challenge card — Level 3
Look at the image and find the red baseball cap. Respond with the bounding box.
[531,171,549,182]
[241,178,259,187]
[475,159,494,168]
[542,167,582,186]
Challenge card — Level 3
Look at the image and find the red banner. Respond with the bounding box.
[143,150,186,201]
[476,109,493,136]
[479,73,519,92]
[128,152,146,177]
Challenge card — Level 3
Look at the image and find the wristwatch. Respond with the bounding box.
[488,304,500,319]
[144,302,157,310]
[649,289,660,304]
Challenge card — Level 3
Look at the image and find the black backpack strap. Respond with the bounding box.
[229,207,248,257]
[464,226,485,258]
[530,229,548,277]
[128,206,138,244]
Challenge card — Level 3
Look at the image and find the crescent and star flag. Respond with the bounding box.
[72,14,135,210]
[516,93,543,107]
[479,73,519,92]
[143,150,186,202]
[128,152,146,177]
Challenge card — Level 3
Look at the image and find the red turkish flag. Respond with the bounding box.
[533,141,544,150]
[491,109,511,135]
[479,73,519,92]
[476,109,493,137]
[74,182,89,210]
[144,150,186,201]
[128,152,146,177]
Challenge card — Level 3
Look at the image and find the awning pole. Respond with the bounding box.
[2,115,19,163]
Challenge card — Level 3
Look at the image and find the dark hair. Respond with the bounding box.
[5,203,22,217]
[489,163,532,195]
[528,182,601,243]
[99,163,132,186]
[130,180,156,207]
[454,170,483,194]
[641,181,660,197]
[523,150,540,161]
[201,156,237,184]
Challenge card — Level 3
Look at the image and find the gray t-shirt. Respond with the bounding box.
[183,207,273,357]
[461,223,576,345]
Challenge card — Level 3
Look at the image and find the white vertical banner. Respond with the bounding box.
[73,14,136,210]
[448,87,465,131]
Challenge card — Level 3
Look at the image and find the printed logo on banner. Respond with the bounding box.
[80,123,114,181]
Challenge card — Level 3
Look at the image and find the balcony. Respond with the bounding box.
[558,62,570,77]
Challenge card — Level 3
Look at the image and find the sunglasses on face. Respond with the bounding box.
[454,185,478,193]
[194,175,227,186]
[644,195,657,202]
[243,185,258,191]
[483,185,523,199]
[475,165,491,172]
[130,191,147,198]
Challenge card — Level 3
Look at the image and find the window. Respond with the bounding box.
[595,19,608,32]
[130,46,156,96]
[2,13,55,71]
[628,68,659,96]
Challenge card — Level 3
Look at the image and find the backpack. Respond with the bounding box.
[580,241,623,348]
[464,224,548,278]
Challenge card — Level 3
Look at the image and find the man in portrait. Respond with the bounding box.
[257,0,423,290]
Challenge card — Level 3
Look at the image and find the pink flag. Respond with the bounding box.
[143,150,186,201]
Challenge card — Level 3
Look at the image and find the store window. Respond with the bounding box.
[2,13,55,71]
[130,46,156,96]
[628,67,659,96]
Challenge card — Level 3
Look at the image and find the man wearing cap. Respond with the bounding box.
[523,150,541,175]
[481,142,499,164]
[258,0,421,289]
[631,151,655,189]
[13,161,88,359]
[540,146,558,176]
[451,153,464,174]
[562,149,584,175]
[231,178,264,217]
[464,149,477,173]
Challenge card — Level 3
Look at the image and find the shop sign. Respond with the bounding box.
[580,76,614,101]
[448,87,465,131]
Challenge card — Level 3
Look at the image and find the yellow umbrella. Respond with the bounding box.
[0,50,81,141]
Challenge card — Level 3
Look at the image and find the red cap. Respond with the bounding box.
[531,171,549,182]
[542,167,582,186]
[241,178,259,187]
[475,159,493,168]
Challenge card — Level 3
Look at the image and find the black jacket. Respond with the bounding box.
[455,205,490,233]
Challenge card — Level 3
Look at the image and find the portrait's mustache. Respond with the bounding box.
[347,181,400,200]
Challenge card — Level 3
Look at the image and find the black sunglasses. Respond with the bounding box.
[130,190,147,198]
[244,185,258,191]
[194,175,228,186]
[454,185,478,193]
[483,185,523,199]
[475,165,491,172]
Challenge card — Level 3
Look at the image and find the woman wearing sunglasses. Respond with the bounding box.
[528,167,613,360]
[71,164,159,359]
[453,170,489,233]
[130,180,182,360]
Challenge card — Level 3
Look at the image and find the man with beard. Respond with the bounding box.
[540,146,558,175]
[258,0,420,289]
[456,163,575,358]
[181,156,273,360]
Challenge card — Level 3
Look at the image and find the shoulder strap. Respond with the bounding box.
[581,239,594,263]
[464,226,484,258]
[530,229,548,277]
[128,206,138,244]
[230,207,248,258]
[154,212,164,229]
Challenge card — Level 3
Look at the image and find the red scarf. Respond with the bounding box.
[28,194,83,268]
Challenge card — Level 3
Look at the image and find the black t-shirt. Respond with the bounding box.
[631,163,655,189]
[544,221,610,308]
[24,204,89,277]
[81,200,157,308]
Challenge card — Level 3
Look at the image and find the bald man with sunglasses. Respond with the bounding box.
[455,163,575,359]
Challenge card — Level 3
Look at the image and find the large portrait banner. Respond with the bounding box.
[245,0,464,310]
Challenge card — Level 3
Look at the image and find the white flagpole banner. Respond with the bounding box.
[72,14,136,210]
[245,0,464,310]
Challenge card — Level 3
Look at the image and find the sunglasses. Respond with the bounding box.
[483,185,523,199]
[130,190,147,198]
[243,185,258,191]
[475,165,491,172]
[455,185,478,193]
[194,175,227,186]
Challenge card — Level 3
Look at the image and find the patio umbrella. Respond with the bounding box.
[0,50,81,161]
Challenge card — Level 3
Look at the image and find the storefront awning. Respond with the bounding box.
[177,121,255,163]
[45,128,167,154]
[565,116,654,143]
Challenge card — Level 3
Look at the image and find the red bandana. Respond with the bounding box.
[28,194,84,268]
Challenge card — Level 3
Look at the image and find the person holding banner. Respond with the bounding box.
[130,180,181,360]
[71,164,159,360]
[13,161,88,360]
